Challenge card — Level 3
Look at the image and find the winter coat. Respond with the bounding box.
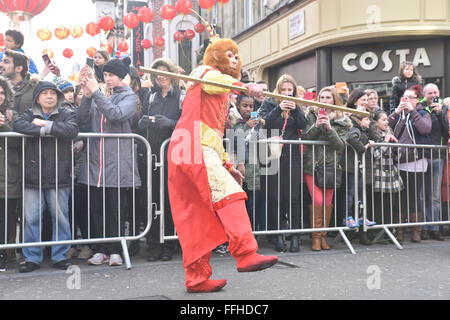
[258,98,307,158]
[12,74,40,115]
[227,109,264,191]
[0,77,21,198]
[372,129,404,193]
[344,117,371,177]
[302,111,351,176]
[388,103,432,163]
[13,98,79,190]
[389,76,422,113]
[77,85,142,188]
[420,100,449,159]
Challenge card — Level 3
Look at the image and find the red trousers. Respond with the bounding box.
[184,200,258,288]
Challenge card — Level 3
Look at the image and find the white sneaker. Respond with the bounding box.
[87,253,109,265]
[109,254,123,266]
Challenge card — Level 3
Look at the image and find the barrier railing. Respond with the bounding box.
[0,133,152,270]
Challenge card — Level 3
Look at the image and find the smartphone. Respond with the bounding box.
[303,91,314,101]
[335,82,348,94]
[42,54,51,65]
[86,57,94,68]
[401,97,408,103]
[433,97,440,103]
[250,111,258,120]
[319,108,327,116]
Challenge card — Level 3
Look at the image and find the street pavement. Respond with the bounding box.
[1,232,450,301]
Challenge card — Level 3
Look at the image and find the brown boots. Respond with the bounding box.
[395,212,422,243]
[310,205,333,251]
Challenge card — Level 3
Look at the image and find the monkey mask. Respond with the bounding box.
[203,38,242,80]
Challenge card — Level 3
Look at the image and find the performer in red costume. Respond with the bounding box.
[168,37,278,293]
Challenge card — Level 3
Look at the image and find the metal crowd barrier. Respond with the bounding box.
[159,136,450,255]
[0,133,152,270]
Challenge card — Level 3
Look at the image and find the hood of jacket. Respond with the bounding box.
[31,80,65,113]
[150,58,179,89]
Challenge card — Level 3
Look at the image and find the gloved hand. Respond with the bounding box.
[154,114,176,129]
[138,115,155,129]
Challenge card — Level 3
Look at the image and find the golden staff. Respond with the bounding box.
[139,67,370,117]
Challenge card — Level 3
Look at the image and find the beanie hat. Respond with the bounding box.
[102,57,131,79]
[53,76,74,93]
[32,81,64,104]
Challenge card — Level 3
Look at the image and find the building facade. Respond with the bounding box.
[212,0,450,110]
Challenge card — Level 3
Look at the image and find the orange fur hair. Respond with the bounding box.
[203,38,242,79]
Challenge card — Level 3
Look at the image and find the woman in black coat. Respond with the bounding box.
[258,74,307,252]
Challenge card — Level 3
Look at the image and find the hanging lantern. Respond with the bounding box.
[194,23,205,33]
[198,0,215,10]
[86,46,96,58]
[42,49,54,59]
[175,0,192,15]
[123,12,140,29]
[63,48,74,59]
[154,36,165,48]
[216,0,230,5]
[137,7,154,24]
[98,15,115,32]
[86,22,100,37]
[118,40,129,52]
[184,29,195,40]
[37,28,52,41]
[0,0,51,29]
[141,39,152,50]
[101,43,113,55]
[0,33,4,47]
[54,27,69,40]
[69,25,83,39]
[159,4,177,21]
[174,31,184,43]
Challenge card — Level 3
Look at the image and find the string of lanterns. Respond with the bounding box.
[30,0,230,60]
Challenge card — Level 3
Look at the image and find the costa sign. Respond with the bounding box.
[342,48,431,73]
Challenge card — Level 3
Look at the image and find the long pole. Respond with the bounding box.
[139,67,370,117]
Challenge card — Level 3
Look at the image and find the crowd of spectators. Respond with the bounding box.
[0,29,449,273]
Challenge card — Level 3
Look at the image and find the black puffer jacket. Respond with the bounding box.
[258,98,307,157]
[13,82,79,189]
[389,76,422,113]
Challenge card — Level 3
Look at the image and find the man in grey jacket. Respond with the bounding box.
[78,58,141,267]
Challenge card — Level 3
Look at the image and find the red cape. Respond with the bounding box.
[167,80,229,268]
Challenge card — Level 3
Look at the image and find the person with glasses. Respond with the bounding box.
[388,84,432,243]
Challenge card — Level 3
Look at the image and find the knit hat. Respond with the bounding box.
[53,76,74,93]
[32,81,64,105]
[102,57,131,79]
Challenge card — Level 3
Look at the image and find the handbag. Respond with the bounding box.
[315,165,343,189]
[267,114,289,160]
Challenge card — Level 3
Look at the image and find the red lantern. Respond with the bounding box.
[86,22,100,37]
[184,29,195,40]
[154,36,165,48]
[86,46,96,58]
[63,48,74,59]
[0,0,51,29]
[175,0,192,15]
[138,7,154,24]
[0,33,4,47]
[199,0,215,10]
[159,4,177,21]
[194,23,205,33]
[141,39,152,50]
[70,25,83,39]
[118,40,129,52]
[174,31,184,43]
[98,15,115,32]
[42,49,54,59]
[54,27,70,40]
[216,0,230,5]
[101,43,113,55]
[123,12,140,29]
[37,28,52,41]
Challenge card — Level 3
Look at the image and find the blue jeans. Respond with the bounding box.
[23,187,71,264]
[346,172,362,218]
[420,158,444,231]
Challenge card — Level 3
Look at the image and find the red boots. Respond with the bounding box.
[187,279,227,293]
[236,252,278,272]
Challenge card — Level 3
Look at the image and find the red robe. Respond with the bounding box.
[167,67,247,268]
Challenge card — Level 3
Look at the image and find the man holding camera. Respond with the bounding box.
[420,83,448,240]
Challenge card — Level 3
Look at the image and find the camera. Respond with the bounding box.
[433,97,440,104]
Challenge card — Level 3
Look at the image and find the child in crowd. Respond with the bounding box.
[390,61,422,113]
